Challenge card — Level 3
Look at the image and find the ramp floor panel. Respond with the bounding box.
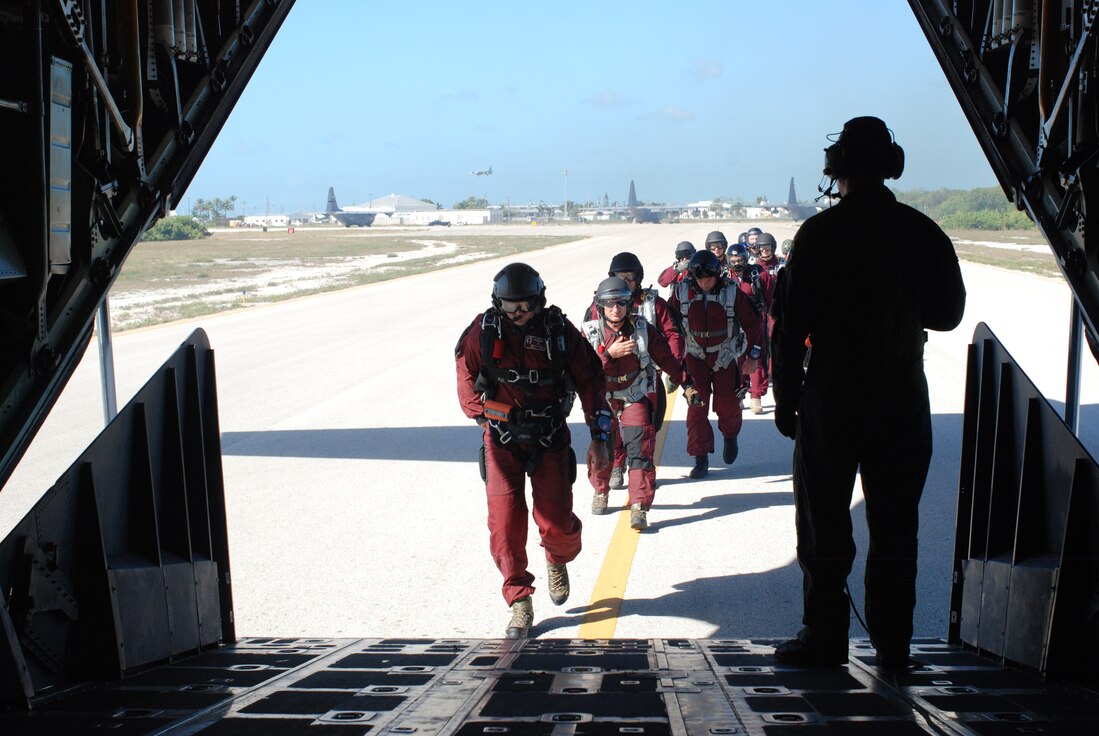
[2,637,1097,735]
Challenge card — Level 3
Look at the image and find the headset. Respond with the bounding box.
[822,116,905,181]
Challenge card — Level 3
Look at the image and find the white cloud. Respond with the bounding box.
[637,106,694,123]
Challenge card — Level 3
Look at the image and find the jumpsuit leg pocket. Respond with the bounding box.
[568,447,577,484]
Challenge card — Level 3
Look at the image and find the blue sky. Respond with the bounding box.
[183,1,999,215]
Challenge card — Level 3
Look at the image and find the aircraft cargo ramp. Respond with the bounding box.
[2,1,1099,734]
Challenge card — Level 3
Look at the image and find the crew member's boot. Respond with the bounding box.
[609,466,625,489]
[505,597,534,638]
[547,562,570,605]
[689,454,709,479]
[723,435,739,465]
[630,502,648,531]
[591,492,609,515]
[750,396,763,414]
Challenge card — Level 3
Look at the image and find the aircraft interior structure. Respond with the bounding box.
[0,0,1098,732]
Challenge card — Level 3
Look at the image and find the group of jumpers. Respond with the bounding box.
[455,115,966,678]
[454,226,790,636]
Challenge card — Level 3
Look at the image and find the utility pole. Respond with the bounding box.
[564,168,568,219]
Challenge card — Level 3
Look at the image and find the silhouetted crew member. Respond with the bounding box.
[584,278,698,529]
[456,263,612,638]
[771,117,965,671]
[593,252,683,491]
[658,240,696,288]
[669,250,764,479]
[746,232,784,414]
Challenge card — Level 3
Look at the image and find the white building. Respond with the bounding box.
[242,214,290,227]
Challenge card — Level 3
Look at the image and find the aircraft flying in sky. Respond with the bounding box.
[472,166,493,176]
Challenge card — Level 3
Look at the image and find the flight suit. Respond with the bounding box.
[586,318,690,510]
[771,183,965,661]
[456,307,608,606]
[669,280,764,457]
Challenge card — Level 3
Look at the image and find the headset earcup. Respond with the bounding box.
[890,143,905,179]
[823,143,846,179]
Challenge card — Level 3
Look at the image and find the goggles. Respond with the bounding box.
[600,298,631,309]
[693,267,720,279]
[498,298,535,314]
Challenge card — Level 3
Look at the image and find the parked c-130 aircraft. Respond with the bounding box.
[325,186,394,227]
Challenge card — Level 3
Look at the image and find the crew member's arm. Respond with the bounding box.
[770,266,808,439]
[923,226,966,331]
[657,264,678,288]
[455,316,489,421]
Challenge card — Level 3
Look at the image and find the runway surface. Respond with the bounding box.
[2,222,1096,643]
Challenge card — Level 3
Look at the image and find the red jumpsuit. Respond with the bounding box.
[585,318,690,510]
[669,280,764,457]
[587,290,683,471]
[748,257,782,400]
[456,307,608,606]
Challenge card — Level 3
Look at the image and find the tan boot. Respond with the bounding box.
[609,466,625,489]
[591,492,609,515]
[750,396,763,414]
[547,561,570,605]
[630,503,648,531]
[505,597,533,638]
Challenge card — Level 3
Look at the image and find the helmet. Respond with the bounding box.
[704,230,727,247]
[737,232,749,244]
[674,240,696,258]
[726,243,749,264]
[492,262,546,312]
[756,233,777,251]
[688,250,722,280]
[746,227,763,237]
[594,277,633,318]
[608,251,644,283]
[781,238,793,255]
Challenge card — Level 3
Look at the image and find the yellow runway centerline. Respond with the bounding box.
[578,388,678,639]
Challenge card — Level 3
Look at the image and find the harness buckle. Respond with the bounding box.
[505,368,541,384]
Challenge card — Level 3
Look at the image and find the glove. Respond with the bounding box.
[664,374,678,393]
[774,405,797,439]
[682,385,702,406]
[674,259,689,273]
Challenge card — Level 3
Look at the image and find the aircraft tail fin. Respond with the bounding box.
[326,187,339,213]
[788,177,797,207]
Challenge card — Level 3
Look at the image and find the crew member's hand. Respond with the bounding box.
[744,357,758,374]
[664,374,678,393]
[682,385,702,406]
[674,258,689,273]
[774,405,797,439]
[606,336,637,359]
[587,439,611,471]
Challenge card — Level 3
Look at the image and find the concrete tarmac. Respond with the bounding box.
[1,222,1096,643]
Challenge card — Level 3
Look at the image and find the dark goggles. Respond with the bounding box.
[600,298,631,309]
[498,298,535,314]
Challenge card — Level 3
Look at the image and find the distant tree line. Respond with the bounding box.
[143,216,209,241]
[893,187,1035,230]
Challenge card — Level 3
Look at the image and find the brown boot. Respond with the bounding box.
[546,562,570,605]
[630,503,648,531]
[591,492,609,515]
[505,597,533,638]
